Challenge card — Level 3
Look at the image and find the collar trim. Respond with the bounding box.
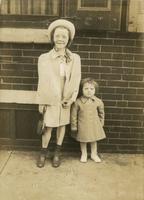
[51,48,72,63]
[80,96,96,104]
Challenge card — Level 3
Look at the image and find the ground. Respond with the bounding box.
[0,150,144,200]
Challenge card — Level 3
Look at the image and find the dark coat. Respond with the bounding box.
[71,96,106,142]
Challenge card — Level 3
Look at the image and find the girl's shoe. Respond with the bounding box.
[37,149,47,168]
[52,145,61,168]
[80,154,87,163]
[91,154,101,163]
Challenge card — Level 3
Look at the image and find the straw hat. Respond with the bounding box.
[47,19,75,43]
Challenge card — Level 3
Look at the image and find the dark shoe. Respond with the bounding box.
[52,145,61,168]
[37,148,47,168]
[52,154,61,168]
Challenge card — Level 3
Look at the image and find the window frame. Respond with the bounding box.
[77,0,111,11]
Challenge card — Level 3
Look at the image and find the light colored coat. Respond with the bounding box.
[36,48,81,127]
[71,96,106,142]
[36,48,81,105]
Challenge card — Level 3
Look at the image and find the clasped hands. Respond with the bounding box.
[39,99,73,114]
[62,99,73,109]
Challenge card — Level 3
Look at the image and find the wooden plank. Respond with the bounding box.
[0,28,49,43]
[0,90,38,104]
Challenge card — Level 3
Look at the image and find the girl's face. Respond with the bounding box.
[53,27,69,50]
[82,83,95,98]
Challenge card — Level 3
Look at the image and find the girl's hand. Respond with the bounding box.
[39,105,46,114]
[62,100,73,109]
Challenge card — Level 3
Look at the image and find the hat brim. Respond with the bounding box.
[47,19,75,43]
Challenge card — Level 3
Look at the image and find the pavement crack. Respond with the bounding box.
[0,151,13,175]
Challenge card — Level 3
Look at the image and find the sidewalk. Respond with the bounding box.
[0,150,144,200]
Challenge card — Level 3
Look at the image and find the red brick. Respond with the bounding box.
[101,74,121,80]
[23,50,45,57]
[111,67,133,74]
[113,53,133,60]
[129,82,144,88]
[118,145,139,151]
[101,60,122,67]
[102,94,122,100]
[109,139,129,144]
[0,57,12,63]
[123,47,144,54]
[124,61,144,68]
[122,75,143,81]
[91,38,113,45]
[82,59,99,65]
[78,45,100,52]
[122,108,143,114]
[116,101,128,107]
[101,46,122,53]
[107,81,128,87]
[124,94,144,101]
[110,114,132,120]
[90,66,110,73]
[134,68,144,74]
[116,87,136,94]
[74,37,90,44]
[0,69,34,77]
[13,57,33,64]
[90,52,112,59]
[81,66,89,72]
[114,39,135,46]
[128,101,144,107]
[136,41,144,47]
[0,49,22,56]
[78,52,89,58]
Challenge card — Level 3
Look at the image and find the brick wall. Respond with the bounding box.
[0,31,144,153]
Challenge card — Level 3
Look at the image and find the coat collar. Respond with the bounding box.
[80,96,96,104]
[50,48,72,63]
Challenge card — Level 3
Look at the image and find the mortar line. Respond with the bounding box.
[0,151,13,175]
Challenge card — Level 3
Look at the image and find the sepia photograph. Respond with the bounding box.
[0,0,144,199]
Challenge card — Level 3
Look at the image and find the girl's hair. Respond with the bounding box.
[81,77,99,89]
[50,26,72,47]
[77,78,99,97]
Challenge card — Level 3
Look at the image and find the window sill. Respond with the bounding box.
[0,28,49,43]
[0,90,37,104]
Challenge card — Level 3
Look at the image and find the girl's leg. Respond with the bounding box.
[56,125,66,145]
[52,125,66,168]
[80,142,87,163]
[42,127,52,148]
[90,141,101,163]
[37,127,52,168]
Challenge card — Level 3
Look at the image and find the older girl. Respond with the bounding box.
[37,19,81,168]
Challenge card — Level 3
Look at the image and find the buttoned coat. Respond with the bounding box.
[37,48,81,105]
[36,48,81,127]
[71,96,106,142]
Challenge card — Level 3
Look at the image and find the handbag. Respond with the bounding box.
[37,110,46,136]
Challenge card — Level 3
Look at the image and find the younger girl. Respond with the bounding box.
[71,78,106,163]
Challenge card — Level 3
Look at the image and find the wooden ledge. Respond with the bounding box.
[0,90,37,104]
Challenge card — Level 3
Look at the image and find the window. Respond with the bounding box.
[0,0,59,15]
[77,0,111,11]
[65,0,123,31]
[0,0,124,31]
[0,0,60,28]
